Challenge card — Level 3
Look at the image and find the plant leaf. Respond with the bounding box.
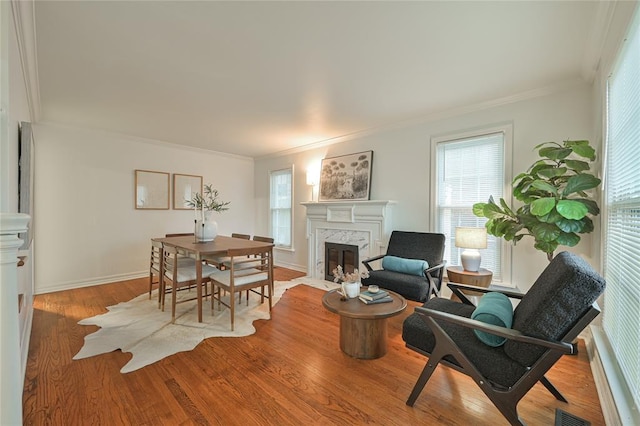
[575,198,600,215]
[499,198,516,216]
[581,217,594,233]
[472,203,487,217]
[532,223,561,242]
[557,232,581,247]
[534,141,559,150]
[563,174,601,196]
[530,197,556,216]
[568,142,596,160]
[556,199,589,220]
[538,209,563,224]
[531,180,558,194]
[537,167,567,179]
[534,240,558,257]
[539,147,572,160]
[563,159,590,172]
[556,217,584,233]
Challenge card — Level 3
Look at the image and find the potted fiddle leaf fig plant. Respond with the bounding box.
[473,139,601,262]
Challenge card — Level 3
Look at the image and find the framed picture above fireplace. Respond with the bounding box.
[319,150,373,202]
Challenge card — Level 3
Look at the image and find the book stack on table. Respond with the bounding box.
[359,289,392,304]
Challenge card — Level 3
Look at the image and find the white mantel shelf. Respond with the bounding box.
[301,200,395,280]
[301,200,395,223]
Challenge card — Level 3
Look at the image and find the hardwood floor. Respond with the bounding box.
[23,267,605,425]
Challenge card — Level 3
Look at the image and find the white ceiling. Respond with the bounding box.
[33,1,601,158]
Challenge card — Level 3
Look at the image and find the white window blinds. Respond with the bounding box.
[435,132,505,280]
[270,168,293,248]
[603,8,640,410]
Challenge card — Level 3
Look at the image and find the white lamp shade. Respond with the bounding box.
[455,227,488,249]
[306,172,318,186]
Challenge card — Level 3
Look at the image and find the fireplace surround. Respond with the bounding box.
[301,200,395,281]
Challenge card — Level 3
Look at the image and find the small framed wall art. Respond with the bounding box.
[173,174,203,210]
[135,170,170,209]
[319,150,373,202]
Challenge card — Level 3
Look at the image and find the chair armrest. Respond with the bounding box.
[414,306,574,354]
[361,254,385,271]
[425,263,445,276]
[447,282,524,299]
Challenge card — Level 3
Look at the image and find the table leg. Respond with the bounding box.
[196,254,202,322]
[339,317,388,359]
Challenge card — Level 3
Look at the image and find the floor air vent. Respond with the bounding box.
[555,409,591,426]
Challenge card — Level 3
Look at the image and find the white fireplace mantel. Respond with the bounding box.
[301,200,395,280]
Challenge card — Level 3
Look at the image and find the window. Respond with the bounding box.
[432,126,512,282]
[602,8,640,414]
[270,167,293,249]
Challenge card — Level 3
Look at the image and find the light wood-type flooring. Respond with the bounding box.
[23,267,605,425]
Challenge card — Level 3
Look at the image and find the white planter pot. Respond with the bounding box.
[342,281,360,299]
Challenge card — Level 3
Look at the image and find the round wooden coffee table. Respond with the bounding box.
[322,289,407,359]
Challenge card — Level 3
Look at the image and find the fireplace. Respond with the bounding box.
[325,242,359,281]
[301,200,395,281]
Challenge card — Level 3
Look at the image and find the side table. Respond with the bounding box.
[446,266,492,302]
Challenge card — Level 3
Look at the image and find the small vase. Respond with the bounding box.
[195,211,218,242]
[342,281,360,299]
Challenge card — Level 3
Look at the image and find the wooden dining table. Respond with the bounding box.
[152,235,275,322]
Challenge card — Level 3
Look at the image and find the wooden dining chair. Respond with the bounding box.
[165,233,196,259]
[149,239,195,305]
[149,240,163,300]
[204,232,253,304]
[161,246,218,323]
[209,245,273,331]
[246,235,275,302]
[231,233,251,240]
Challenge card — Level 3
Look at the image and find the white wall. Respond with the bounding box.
[33,123,255,293]
[255,83,596,292]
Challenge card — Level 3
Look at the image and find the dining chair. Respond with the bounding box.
[203,232,251,268]
[246,235,275,302]
[231,233,251,240]
[161,246,218,323]
[149,239,195,304]
[149,240,163,300]
[165,233,196,259]
[209,245,273,331]
[204,233,253,303]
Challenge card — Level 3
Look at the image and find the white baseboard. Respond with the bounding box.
[587,325,638,425]
[35,271,148,294]
[274,261,306,273]
[21,302,33,387]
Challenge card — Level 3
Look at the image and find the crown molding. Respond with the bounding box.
[36,121,254,162]
[260,78,587,160]
[11,0,40,122]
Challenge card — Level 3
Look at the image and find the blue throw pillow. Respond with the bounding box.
[382,256,429,277]
[471,292,513,347]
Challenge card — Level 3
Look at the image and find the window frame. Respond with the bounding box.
[599,5,640,418]
[269,165,294,250]
[430,124,513,285]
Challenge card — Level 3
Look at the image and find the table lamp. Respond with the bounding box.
[455,227,487,272]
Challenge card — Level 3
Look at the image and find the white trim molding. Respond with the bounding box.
[589,325,639,425]
[11,0,40,121]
